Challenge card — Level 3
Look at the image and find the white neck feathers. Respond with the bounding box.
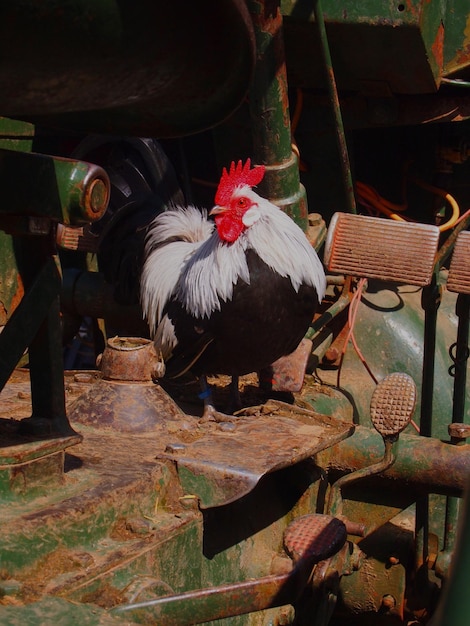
[141,203,326,331]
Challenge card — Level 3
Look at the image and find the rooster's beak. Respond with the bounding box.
[209,205,227,216]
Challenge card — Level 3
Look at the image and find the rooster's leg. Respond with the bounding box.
[198,375,219,421]
[198,375,241,422]
[226,375,242,414]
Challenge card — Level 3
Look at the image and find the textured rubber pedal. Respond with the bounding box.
[370,372,417,437]
[447,231,470,295]
[284,514,347,563]
[324,212,439,286]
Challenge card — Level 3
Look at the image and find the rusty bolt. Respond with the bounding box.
[165,443,186,454]
[73,372,94,384]
[381,594,397,611]
[323,346,341,363]
[308,213,322,227]
[388,555,400,566]
[448,423,470,441]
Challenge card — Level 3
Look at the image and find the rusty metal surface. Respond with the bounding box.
[98,336,164,382]
[2,370,353,509]
[113,513,349,624]
[160,400,354,508]
[324,212,440,286]
[68,379,184,433]
[447,230,470,294]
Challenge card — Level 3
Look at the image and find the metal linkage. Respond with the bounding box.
[435,231,470,578]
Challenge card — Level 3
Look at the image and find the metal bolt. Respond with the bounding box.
[308,213,322,227]
[165,443,186,454]
[448,422,470,441]
[86,177,109,214]
[381,594,396,611]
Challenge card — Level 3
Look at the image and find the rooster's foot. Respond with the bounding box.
[199,403,240,424]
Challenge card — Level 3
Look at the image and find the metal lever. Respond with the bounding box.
[328,372,417,519]
[112,514,347,625]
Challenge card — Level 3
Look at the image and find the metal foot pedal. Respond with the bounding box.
[370,372,417,438]
[324,212,440,286]
[447,230,470,294]
[284,514,347,564]
[328,372,416,518]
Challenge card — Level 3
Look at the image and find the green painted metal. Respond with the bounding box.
[248,0,309,228]
[0,149,109,226]
[0,2,470,624]
[281,0,448,93]
[0,597,130,626]
[430,478,470,626]
[442,0,470,76]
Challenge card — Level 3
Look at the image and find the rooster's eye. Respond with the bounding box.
[237,197,248,209]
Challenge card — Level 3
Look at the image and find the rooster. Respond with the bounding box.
[140,159,326,419]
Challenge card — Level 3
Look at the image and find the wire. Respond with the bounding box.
[337,278,370,388]
[410,177,460,232]
[337,278,421,433]
[355,178,461,232]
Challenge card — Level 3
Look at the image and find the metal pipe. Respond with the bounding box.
[248,1,309,228]
[317,426,470,497]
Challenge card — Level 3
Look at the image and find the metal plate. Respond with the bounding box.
[160,400,354,508]
[1,371,354,509]
[324,212,439,286]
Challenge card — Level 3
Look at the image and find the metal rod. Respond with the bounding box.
[439,294,470,576]
[317,425,470,496]
[451,294,470,423]
[112,561,311,625]
[305,276,352,341]
[328,437,396,517]
[312,0,356,214]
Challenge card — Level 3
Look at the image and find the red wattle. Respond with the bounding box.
[215,215,245,242]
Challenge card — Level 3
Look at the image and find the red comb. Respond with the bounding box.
[215,159,265,205]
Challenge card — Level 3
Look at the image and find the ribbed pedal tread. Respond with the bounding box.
[447,231,470,295]
[325,212,439,286]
